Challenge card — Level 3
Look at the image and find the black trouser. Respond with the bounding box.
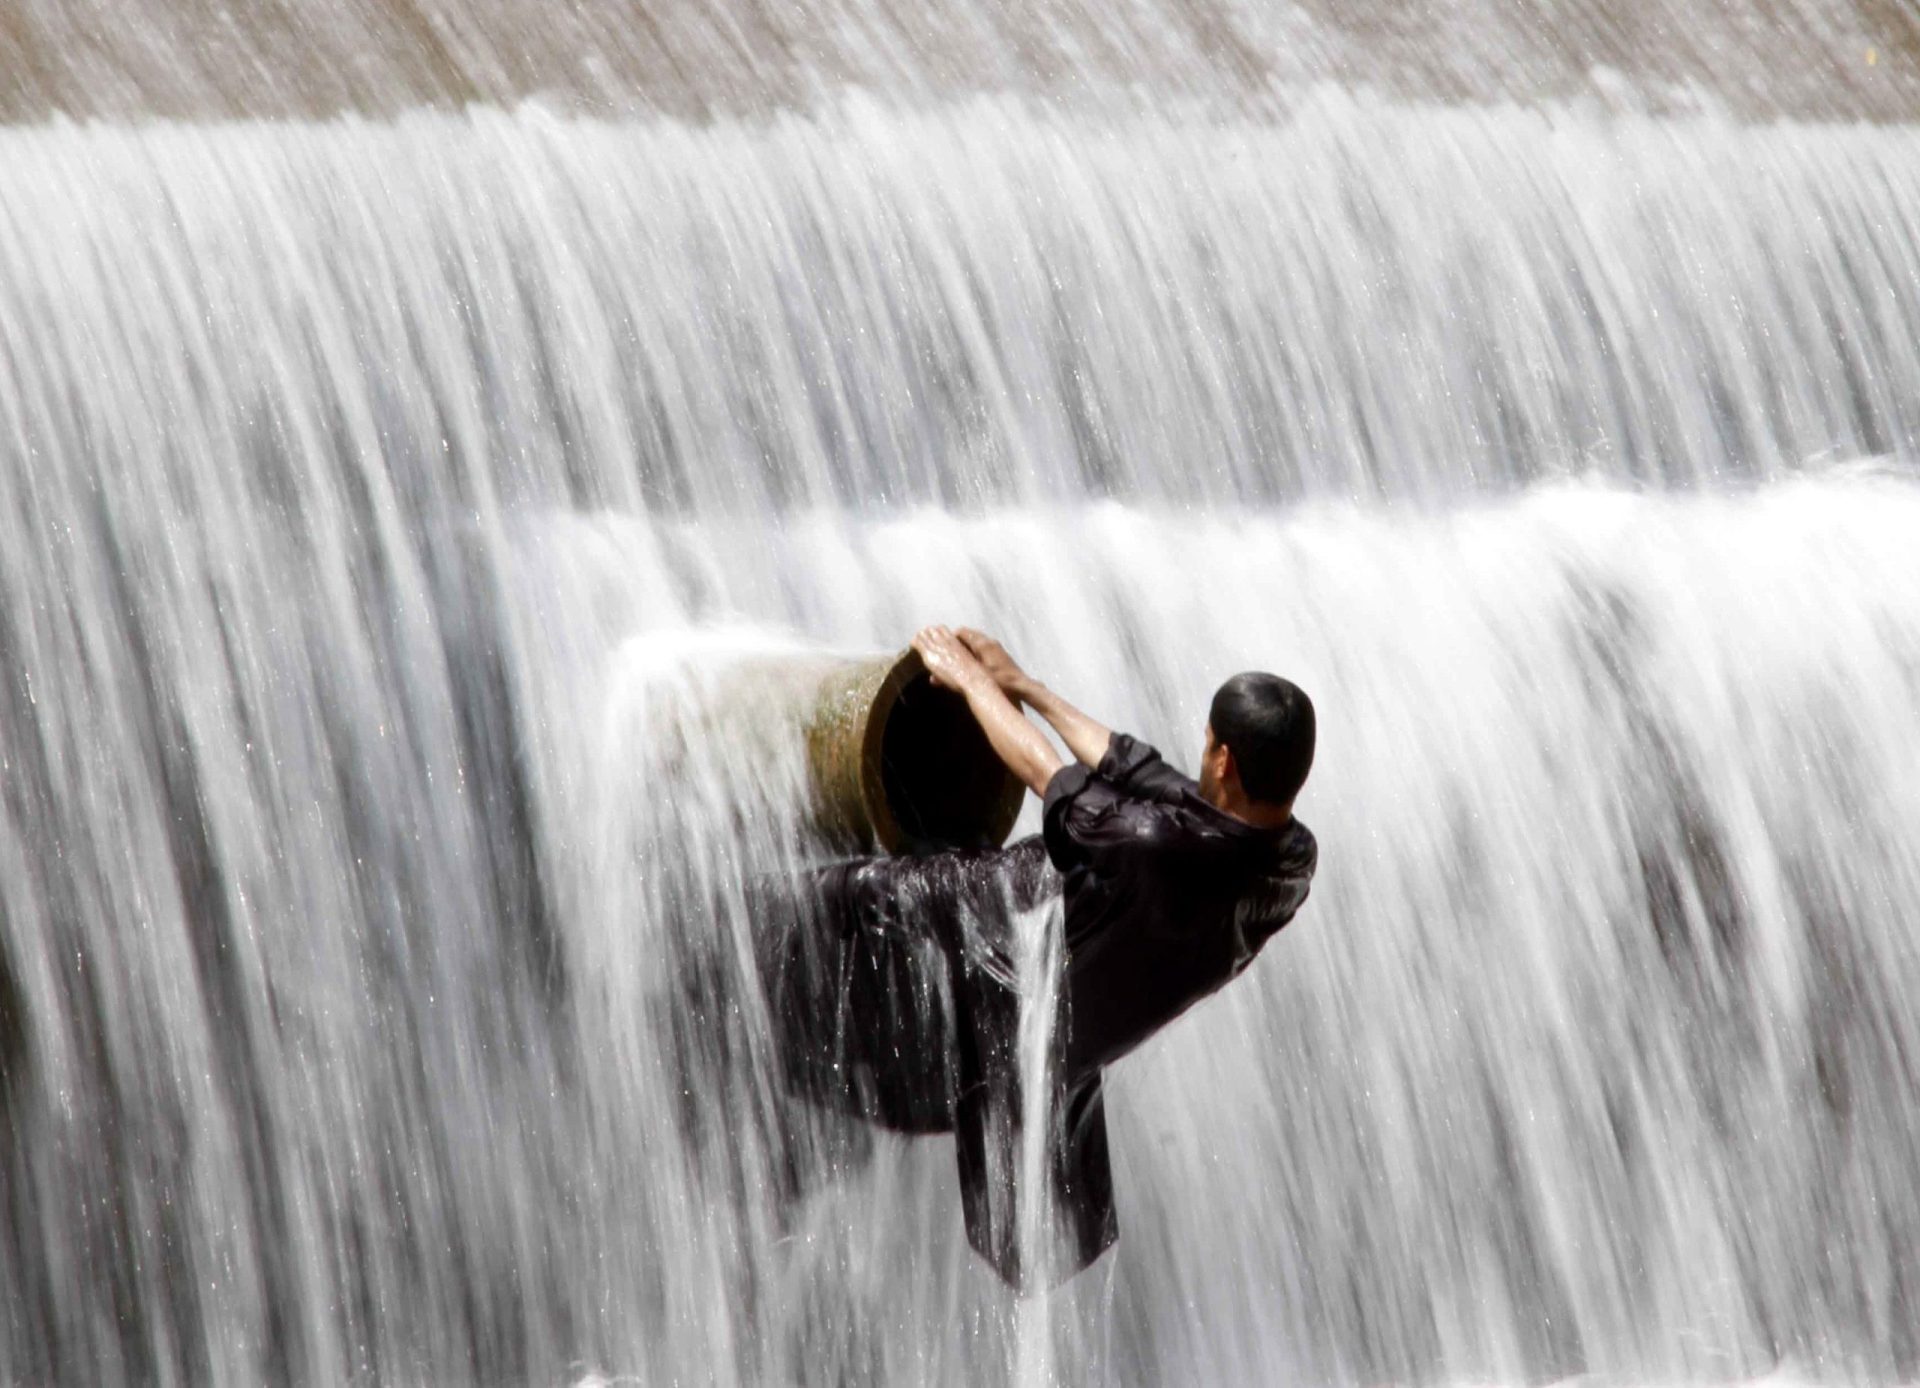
[757,837,1116,1291]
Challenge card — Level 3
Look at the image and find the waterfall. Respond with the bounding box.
[2,94,1919,1384]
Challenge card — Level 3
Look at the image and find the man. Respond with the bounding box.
[764,627,1318,1289]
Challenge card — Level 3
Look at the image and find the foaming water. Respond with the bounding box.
[1012,895,1069,1388]
[2,95,1920,1384]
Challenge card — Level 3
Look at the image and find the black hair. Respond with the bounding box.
[1209,672,1315,806]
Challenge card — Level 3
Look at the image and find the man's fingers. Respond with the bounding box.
[956,627,1020,692]
[963,628,1008,658]
[912,624,971,690]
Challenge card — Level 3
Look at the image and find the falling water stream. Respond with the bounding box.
[3,92,1920,1385]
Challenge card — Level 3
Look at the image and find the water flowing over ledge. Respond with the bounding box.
[5,97,1920,515]
[4,91,1920,1384]
[5,470,1920,1382]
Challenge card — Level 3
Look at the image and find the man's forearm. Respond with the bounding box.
[1013,677,1113,769]
[962,678,1067,797]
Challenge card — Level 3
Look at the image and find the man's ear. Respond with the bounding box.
[1216,742,1239,787]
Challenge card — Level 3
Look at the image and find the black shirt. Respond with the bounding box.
[1043,732,1318,1076]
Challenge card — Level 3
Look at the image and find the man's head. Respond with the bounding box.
[1199,673,1316,818]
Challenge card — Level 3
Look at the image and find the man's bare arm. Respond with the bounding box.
[911,626,1066,797]
[957,628,1113,768]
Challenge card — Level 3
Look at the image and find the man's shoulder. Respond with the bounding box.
[1097,733,1200,804]
[1274,815,1317,874]
[1229,822,1316,957]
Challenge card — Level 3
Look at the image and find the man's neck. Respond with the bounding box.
[1210,786,1294,830]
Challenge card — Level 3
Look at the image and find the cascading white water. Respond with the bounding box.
[8,98,1920,511]
[2,96,1919,1385]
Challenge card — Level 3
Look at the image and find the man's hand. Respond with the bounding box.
[912,625,991,695]
[910,624,1065,795]
[955,627,1115,770]
[956,628,1029,700]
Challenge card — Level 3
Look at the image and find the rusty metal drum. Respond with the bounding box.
[805,649,1026,855]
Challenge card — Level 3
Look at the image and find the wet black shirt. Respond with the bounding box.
[1043,733,1318,1075]
[760,731,1317,1288]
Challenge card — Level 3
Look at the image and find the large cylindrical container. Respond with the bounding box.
[805,650,1026,855]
